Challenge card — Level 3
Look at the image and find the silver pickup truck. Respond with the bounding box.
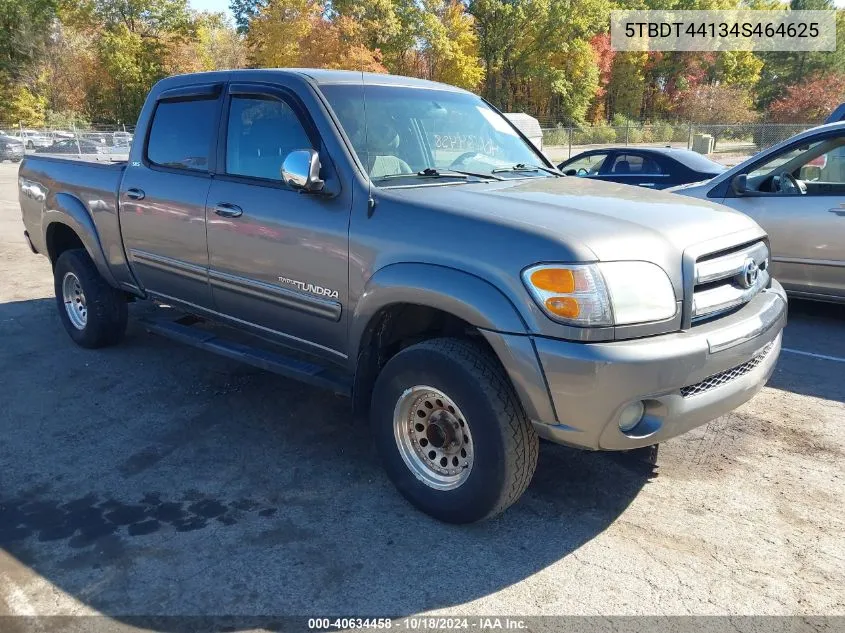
[18,69,787,523]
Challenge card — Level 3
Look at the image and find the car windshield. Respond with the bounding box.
[319,83,551,184]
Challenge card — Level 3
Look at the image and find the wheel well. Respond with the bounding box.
[352,304,498,415]
[46,223,85,267]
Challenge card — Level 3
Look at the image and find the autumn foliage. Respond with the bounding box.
[1,0,844,127]
[768,73,845,123]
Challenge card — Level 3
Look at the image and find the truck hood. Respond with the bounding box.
[390,176,763,264]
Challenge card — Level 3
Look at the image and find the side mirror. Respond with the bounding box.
[731,174,747,196]
[564,168,577,176]
[281,149,325,193]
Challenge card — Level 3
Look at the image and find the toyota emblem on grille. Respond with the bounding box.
[738,258,759,289]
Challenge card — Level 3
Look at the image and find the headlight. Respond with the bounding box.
[522,262,677,327]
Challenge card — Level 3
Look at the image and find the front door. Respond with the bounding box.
[559,151,610,179]
[205,83,351,362]
[719,132,845,298]
[120,85,223,308]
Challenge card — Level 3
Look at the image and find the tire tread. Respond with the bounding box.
[54,249,127,348]
[407,337,538,520]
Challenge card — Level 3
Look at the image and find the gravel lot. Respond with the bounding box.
[1,161,843,625]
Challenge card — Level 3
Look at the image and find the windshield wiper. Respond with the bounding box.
[492,163,563,177]
[440,168,505,181]
[376,167,503,181]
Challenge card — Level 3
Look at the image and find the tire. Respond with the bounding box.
[53,249,127,348]
[371,337,538,523]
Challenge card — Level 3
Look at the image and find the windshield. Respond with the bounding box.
[319,84,549,183]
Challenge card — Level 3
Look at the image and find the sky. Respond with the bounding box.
[189,0,233,18]
[186,0,845,21]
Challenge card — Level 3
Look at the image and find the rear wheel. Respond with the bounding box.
[53,249,127,348]
[371,338,538,523]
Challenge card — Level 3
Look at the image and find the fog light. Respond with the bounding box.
[618,401,645,432]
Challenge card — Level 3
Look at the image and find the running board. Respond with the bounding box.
[140,317,352,397]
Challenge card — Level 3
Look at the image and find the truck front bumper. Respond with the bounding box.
[531,281,787,450]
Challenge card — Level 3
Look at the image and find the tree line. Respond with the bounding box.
[1,0,844,128]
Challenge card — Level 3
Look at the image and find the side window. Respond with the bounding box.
[147,98,218,171]
[563,153,608,175]
[225,96,313,182]
[610,154,662,175]
[747,143,817,181]
[747,135,845,193]
[796,139,845,187]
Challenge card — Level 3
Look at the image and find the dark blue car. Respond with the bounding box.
[825,103,845,124]
[557,147,725,190]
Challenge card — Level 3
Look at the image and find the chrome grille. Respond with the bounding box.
[680,342,774,397]
[692,240,769,322]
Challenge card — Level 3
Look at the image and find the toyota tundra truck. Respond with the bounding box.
[18,69,787,523]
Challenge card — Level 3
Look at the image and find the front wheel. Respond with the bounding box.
[54,249,128,348]
[371,338,538,523]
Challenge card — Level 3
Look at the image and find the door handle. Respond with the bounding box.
[828,207,845,217]
[125,188,145,200]
[214,203,243,218]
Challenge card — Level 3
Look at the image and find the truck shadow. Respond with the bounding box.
[1,298,652,624]
[767,298,845,404]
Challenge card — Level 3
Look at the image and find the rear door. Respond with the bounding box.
[204,81,351,362]
[119,83,223,309]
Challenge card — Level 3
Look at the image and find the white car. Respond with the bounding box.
[14,130,53,149]
[112,131,134,147]
[671,121,845,303]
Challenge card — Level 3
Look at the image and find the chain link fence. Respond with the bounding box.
[0,122,136,161]
[541,122,817,166]
[1,119,820,166]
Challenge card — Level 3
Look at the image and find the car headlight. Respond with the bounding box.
[522,262,677,327]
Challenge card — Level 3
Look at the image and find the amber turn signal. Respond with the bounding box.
[544,296,580,318]
[530,268,575,293]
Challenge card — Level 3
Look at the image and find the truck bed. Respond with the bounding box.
[18,155,133,289]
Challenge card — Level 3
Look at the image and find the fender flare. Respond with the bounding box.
[350,263,528,360]
[349,263,557,423]
[43,193,119,288]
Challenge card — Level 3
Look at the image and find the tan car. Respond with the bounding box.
[671,121,845,303]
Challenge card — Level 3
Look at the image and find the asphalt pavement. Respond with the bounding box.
[0,162,843,627]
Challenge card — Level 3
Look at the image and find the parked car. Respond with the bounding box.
[18,69,786,523]
[78,132,108,145]
[0,134,25,162]
[558,147,726,190]
[671,121,845,303]
[36,139,106,155]
[14,129,53,149]
[825,103,845,124]
[112,131,134,148]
